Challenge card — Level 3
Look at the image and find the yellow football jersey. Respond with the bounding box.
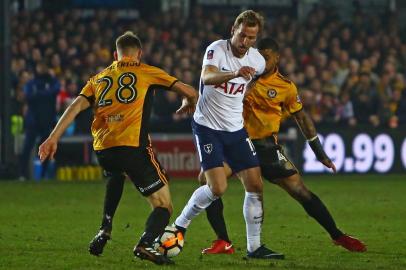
[243,69,302,139]
[80,57,178,150]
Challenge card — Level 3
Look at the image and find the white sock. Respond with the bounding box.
[175,185,218,229]
[243,191,263,252]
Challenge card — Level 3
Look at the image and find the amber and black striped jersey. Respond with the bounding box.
[243,69,302,139]
[80,57,178,150]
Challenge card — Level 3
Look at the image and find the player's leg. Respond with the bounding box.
[256,137,365,252]
[139,184,173,246]
[89,171,125,256]
[237,166,263,251]
[227,131,265,253]
[226,133,284,259]
[224,130,283,259]
[133,185,174,265]
[175,167,226,233]
[278,173,343,236]
[89,148,126,256]
[199,165,235,254]
[128,145,174,265]
[100,172,126,232]
[256,139,345,249]
[277,174,366,252]
[174,121,225,234]
[236,167,283,259]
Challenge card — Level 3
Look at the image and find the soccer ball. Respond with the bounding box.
[154,225,184,257]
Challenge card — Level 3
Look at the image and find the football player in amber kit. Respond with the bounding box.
[38,31,197,265]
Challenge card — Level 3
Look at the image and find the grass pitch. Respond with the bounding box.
[0,175,405,270]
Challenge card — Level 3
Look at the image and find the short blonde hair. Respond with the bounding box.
[233,10,264,32]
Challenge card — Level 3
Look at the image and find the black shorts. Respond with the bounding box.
[252,135,298,184]
[95,145,168,196]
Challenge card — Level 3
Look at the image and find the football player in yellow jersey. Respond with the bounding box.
[199,38,367,254]
[38,31,197,265]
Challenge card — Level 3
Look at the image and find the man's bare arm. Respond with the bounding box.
[171,81,198,100]
[293,110,317,139]
[170,81,198,115]
[38,96,90,162]
[49,96,90,140]
[293,110,337,172]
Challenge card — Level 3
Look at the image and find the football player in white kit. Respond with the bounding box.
[174,10,284,259]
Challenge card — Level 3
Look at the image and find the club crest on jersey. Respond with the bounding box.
[203,144,213,154]
[268,89,277,98]
[207,50,214,60]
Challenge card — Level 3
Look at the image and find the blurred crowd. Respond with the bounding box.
[10,4,406,135]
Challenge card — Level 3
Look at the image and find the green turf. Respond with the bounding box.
[0,175,405,270]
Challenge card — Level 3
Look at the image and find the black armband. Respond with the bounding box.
[308,136,329,161]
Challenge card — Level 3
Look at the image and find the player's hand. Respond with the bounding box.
[321,158,337,173]
[38,137,58,162]
[235,66,256,81]
[176,97,196,115]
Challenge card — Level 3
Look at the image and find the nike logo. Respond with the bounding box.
[253,216,262,220]
[224,244,233,250]
[221,67,231,71]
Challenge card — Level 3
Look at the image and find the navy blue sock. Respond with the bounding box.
[302,192,343,240]
[206,198,231,242]
[139,207,170,245]
[100,173,125,232]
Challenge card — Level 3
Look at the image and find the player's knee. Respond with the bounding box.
[243,177,264,193]
[152,197,173,213]
[209,182,227,197]
[244,180,263,193]
[296,186,312,202]
[239,167,263,193]
[159,198,173,214]
[198,171,207,185]
[287,180,312,202]
[107,171,125,182]
[106,172,125,189]
[148,187,173,213]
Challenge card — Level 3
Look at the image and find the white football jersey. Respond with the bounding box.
[193,39,265,131]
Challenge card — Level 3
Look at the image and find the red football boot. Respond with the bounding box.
[334,234,367,252]
[202,239,235,254]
